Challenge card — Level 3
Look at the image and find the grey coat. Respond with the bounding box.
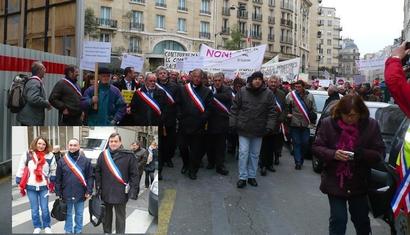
[285,90,316,128]
[17,77,49,125]
[229,84,277,137]
[133,147,148,178]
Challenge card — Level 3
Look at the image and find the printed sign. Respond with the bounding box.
[120,54,144,72]
[121,90,134,104]
[82,41,111,63]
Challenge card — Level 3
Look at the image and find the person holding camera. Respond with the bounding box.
[55,139,93,234]
[312,95,385,235]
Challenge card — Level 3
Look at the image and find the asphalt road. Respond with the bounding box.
[159,147,391,235]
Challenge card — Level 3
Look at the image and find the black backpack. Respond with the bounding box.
[51,198,67,221]
[7,74,30,113]
[89,194,105,226]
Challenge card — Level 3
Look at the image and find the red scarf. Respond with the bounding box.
[34,150,46,183]
[335,119,359,189]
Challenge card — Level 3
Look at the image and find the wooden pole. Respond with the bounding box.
[93,63,98,110]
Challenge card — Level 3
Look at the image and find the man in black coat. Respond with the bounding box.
[49,65,82,125]
[155,66,180,180]
[206,73,231,175]
[95,133,138,234]
[130,74,168,126]
[178,68,213,180]
[55,139,93,234]
[114,67,139,125]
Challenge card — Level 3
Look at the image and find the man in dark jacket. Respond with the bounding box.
[207,72,231,175]
[49,65,83,125]
[55,139,93,234]
[230,71,277,188]
[52,145,63,163]
[260,76,287,176]
[17,61,52,125]
[324,85,340,112]
[178,68,213,180]
[131,141,148,185]
[114,67,139,125]
[95,133,139,234]
[130,73,168,126]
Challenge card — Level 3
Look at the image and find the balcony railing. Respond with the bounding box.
[280,37,293,44]
[317,21,324,26]
[252,13,263,22]
[155,2,167,8]
[200,9,211,15]
[268,34,275,42]
[222,7,230,16]
[280,2,293,11]
[250,31,262,40]
[253,0,263,4]
[178,6,188,11]
[333,36,342,40]
[128,48,142,54]
[221,27,230,35]
[130,22,144,31]
[268,16,275,24]
[97,18,117,28]
[237,11,248,19]
[280,19,292,27]
[333,45,342,49]
[130,0,145,3]
[199,32,211,39]
[334,26,342,31]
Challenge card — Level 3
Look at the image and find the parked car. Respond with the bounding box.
[148,174,158,218]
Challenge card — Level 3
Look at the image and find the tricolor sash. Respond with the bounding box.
[212,98,229,113]
[103,150,127,186]
[290,91,311,124]
[63,154,87,187]
[185,83,205,113]
[274,96,287,142]
[136,88,162,116]
[156,83,175,104]
[232,91,236,98]
[62,78,82,97]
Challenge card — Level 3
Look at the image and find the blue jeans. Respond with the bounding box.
[27,189,50,229]
[290,127,310,165]
[65,200,85,234]
[238,136,262,180]
[328,195,371,235]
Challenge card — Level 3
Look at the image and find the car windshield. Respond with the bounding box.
[81,138,106,150]
[313,94,328,113]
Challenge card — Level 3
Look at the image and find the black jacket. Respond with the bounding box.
[130,86,168,126]
[178,83,213,135]
[113,78,139,91]
[55,152,93,202]
[95,148,139,204]
[272,88,287,133]
[208,85,232,134]
[157,79,180,128]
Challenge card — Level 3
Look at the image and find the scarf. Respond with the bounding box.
[335,119,359,189]
[34,150,46,183]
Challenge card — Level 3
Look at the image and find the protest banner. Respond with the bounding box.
[82,41,111,63]
[260,57,301,82]
[353,75,366,85]
[164,50,199,70]
[120,54,144,72]
[80,56,95,72]
[355,57,387,71]
[121,90,134,104]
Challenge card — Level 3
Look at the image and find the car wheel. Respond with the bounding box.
[312,155,322,173]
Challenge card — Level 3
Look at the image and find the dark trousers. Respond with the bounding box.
[59,114,82,126]
[207,133,227,168]
[144,170,155,188]
[227,132,239,153]
[260,134,275,167]
[181,134,204,173]
[159,126,177,171]
[103,202,126,234]
[328,195,371,235]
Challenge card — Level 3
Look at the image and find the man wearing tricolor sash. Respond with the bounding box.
[130,73,168,126]
[206,73,232,176]
[49,65,83,125]
[178,68,213,180]
[285,80,316,170]
[95,133,138,234]
[55,139,93,234]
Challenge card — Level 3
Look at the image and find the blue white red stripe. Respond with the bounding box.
[136,88,162,116]
[62,78,82,97]
[290,91,310,124]
[103,150,127,186]
[185,83,205,113]
[212,98,229,113]
[155,83,175,104]
[275,98,287,142]
[63,154,87,187]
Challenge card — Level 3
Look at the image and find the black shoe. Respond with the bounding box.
[206,164,215,170]
[266,165,276,172]
[181,167,188,174]
[188,171,197,180]
[216,167,229,175]
[260,167,267,176]
[166,160,174,168]
[237,179,247,188]
[247,178,258,187]
[295,164,301,170]
[274,157,280,165]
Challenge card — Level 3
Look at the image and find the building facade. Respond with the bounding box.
[0,0,77,56]
[339,38,359,79]
[404,0,410,41]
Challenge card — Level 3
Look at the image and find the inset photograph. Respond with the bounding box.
[12,126,158,234]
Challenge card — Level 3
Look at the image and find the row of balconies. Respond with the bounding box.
[280,19,293,28]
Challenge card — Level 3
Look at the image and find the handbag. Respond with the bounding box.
[51,198,67,221]
[89,193,105,227]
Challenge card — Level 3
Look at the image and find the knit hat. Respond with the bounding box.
[247,71,264,83]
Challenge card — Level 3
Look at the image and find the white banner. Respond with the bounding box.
[260,58,301,82]
[180,56,204,72]
[353,75,366,84]
[82,41,111,63]
[80,56,95,72]
[120,54,144,72]
[355,57,387,71]
[318,79,333,87]
[164,50,199,70]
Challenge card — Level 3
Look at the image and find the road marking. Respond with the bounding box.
[12,199,55,227]
[157,189,176,235]
[124,209,154,233]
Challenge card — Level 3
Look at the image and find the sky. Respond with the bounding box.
[323,0,404,56]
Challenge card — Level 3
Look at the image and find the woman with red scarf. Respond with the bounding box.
[312,95,385,235]
[15,137,57,234]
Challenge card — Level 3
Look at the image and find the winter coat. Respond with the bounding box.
[157,80,180,128]
[285,90,316,128]
[113,78,139,91]
[49,77,83,124]
[145,148,158,172]
[208,85,232,134]
[385,57,410,117]
[272,88,287,134]
[15,151,56,191]
[178,83,213,135]
[312,117,385,197]
[133,147,148,178]
[95,148,139,204]
[130,86,168,126]
[17,77,49,125]
[323,93,340,113]
[229,84,277,137]
[55,152,93,202]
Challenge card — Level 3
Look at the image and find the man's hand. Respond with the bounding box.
[334,150,349,162]
[46,102,52,110]
[391,41,410,60]
[85,193,90,200]
[63,108,69,115]
[126,106,131,114]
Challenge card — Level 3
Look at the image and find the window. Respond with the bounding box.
[223,0,229,8]
[178,18,186,32]
[132,11,143,24]
[327,20,332,26]
[269,27,274,35]
[269,0,275,6]
[223,19,229,29]
[156,15,165,29]
[100,33,110,42]
[178,0,187,10]
[269,44,274,52]
[254,6,261,15]
[327,49,331,55]
[201,0,210,14]
[327,58,332,64]
[327,31,332,37]
[101,7,111,19]
[200,21,210,33]
[129,37,141,53]
[327,39,331,46]
[156,0,166,7]
[239,22,247,34]
[130,0,145,4]
[252,24,261,34]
